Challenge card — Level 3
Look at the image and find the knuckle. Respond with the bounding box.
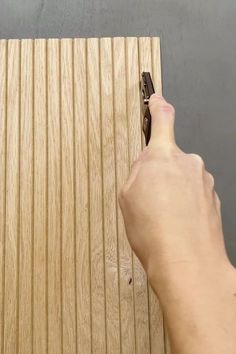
[159,102,175,115]
[131,151,148,169]
[206,172,215,187]
[188,153,205,167]
[215,192,221,207]
[149,95,175,115]
[149,93,165,103]
[166,103,175,114]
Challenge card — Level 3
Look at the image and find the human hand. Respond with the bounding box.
[118,94,233,298]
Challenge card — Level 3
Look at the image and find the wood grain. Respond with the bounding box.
[34,39,47,354]
[61,38,77,354]
[113,37,136,354]
[4,39,20,354]
[47,38,62,354]
[87,37,106,354]
[138,37,165,354]
[0,36,165,354]
[126,37,150,354]
[74,37,91,353]
[0,39,6,354]
[19,39,33,354]
[100,37,120,353]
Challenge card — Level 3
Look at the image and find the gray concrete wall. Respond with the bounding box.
[1,0,236,265]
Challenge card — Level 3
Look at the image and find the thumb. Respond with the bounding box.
[148,93,176,149]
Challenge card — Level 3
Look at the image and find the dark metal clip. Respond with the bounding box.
[140,72,155,145]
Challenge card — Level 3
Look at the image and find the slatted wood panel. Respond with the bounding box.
[0,37,167,354]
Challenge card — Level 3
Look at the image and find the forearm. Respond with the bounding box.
[149,262,236,354]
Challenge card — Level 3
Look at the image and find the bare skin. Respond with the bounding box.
[119,93,236,354]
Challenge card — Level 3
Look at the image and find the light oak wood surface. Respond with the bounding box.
[0,37,168,353]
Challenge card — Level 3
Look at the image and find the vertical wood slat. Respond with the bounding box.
[151,37,162,95]
[126,37,150,354]
[87,37,106,354]
[113,37,136,354]
[138,37,166,354]
[0,39,6,354]
[4,39,20,354]
[100,37,121,353]
[74,38,91,353]
[19,39,33,354]
[61,39,77,354]
[151,37,172,354]
[33,39,47,354]
[47,38,62,354]
[0,36,163,354]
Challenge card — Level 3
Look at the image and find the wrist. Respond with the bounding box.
[154,262,236,354]
[147,258,236,306]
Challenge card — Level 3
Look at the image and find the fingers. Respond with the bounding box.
[204,171,215,188]
[148,93,176,151]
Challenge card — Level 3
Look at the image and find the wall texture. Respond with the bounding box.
[0,0,236,265]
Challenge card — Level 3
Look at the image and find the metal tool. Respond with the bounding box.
[140,72,155,145]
